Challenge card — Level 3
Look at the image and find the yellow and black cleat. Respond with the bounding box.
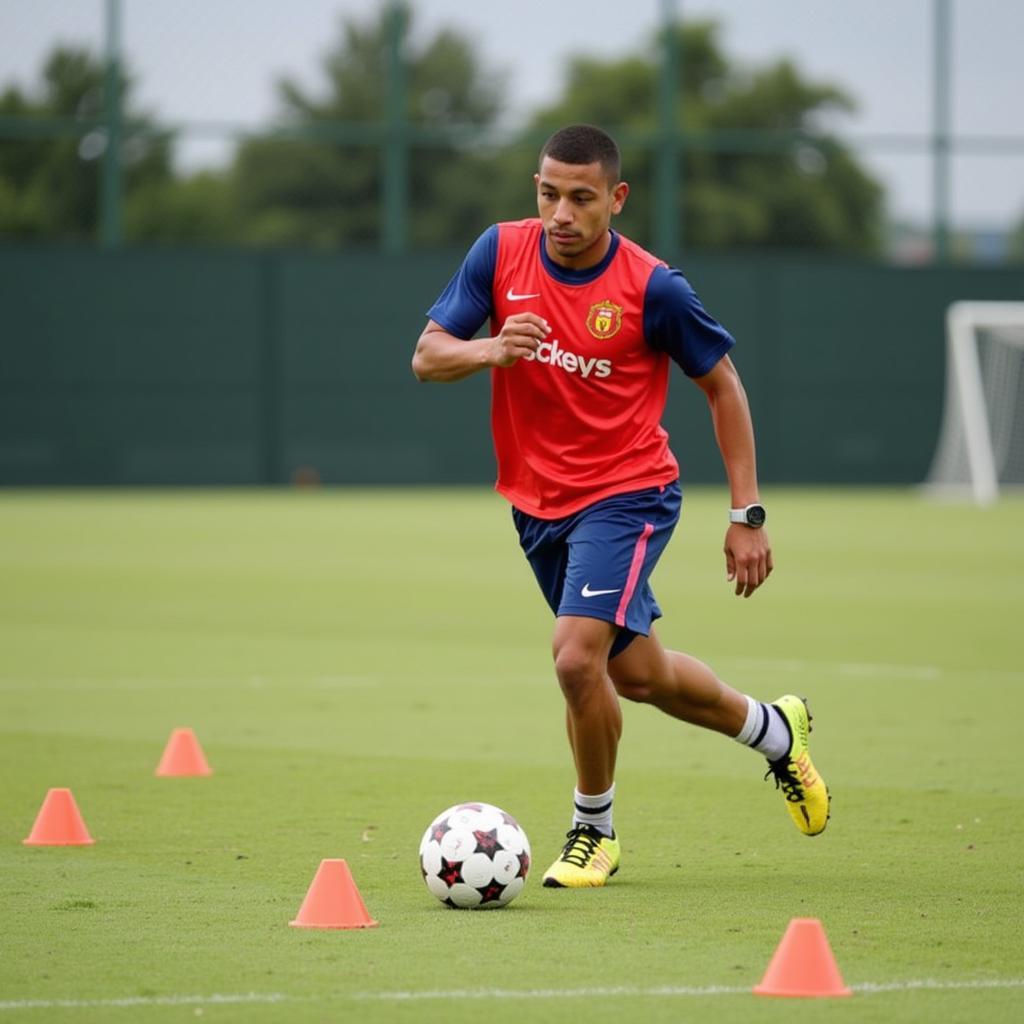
[542,825,621,888]
[765,695,831,836]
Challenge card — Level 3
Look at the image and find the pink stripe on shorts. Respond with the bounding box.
[615,522,654,626]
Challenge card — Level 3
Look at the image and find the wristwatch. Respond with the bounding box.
[729,503,767,528]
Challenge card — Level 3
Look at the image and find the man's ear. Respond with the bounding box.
[611,180,630,214]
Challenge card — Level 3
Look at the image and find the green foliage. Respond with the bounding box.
[1009,213,1024,262]
[0,47,172,241]
[492,22,884,254]
[231,3,503,247]
[123,170,239,244]
[1,15,885,253]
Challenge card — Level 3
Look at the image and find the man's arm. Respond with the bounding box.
[412,314,551,383]
[692,354,774,598]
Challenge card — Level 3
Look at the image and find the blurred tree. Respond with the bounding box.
[124,170,240,244]
[0,47,172,241]
[0,16,887,255]
[230,3,503,247]
[1009,213,1024,262]
[486,21,885,256]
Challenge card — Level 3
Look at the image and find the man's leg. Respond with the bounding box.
[607,627,748,734]
[608,628,830,836]
[552,615,620,793]
[542,614,624,888]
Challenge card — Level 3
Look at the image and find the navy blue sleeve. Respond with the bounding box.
[643,265,735,377]
[425,225,498,340]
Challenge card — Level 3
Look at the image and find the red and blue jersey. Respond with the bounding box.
[427,218,734,519]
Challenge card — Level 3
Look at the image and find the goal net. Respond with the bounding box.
[925,302,1024,504]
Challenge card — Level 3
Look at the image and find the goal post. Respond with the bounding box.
[925,301,1024,505]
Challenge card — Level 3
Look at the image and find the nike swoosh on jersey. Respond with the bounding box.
[506,288,541,301]
[581,583,622,598]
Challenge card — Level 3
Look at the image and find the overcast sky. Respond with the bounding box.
[2,0,1022,227]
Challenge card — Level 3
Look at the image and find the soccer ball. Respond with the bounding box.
[418,802,531,909]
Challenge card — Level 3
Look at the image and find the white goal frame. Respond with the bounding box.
[927,301,1024,505]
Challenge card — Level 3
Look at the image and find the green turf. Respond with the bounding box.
[1,487,1022,1024]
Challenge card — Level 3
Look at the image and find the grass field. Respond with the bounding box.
[1,487,1022,1023]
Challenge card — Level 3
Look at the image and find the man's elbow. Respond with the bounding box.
[411,341,432,382]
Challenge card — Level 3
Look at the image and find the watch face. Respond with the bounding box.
[746,505,766,527]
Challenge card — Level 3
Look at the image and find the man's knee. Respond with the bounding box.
[553,641,603,700]
[551,620,614,705]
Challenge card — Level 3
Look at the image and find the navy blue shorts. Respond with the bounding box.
[512,482,682,658]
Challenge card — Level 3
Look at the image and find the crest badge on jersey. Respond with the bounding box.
[586,300,624,340]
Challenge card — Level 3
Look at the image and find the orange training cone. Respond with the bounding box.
[289,859,379,929]
[155,727,212,777]
[23,788,95,846]
[754,918,852,998]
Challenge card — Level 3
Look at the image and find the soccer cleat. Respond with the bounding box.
[765,695,831,836]
[542,824,621,888]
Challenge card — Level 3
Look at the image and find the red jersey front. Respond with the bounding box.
[489,219,678,518]
[426,218,735,519]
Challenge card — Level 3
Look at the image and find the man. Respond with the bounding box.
[411,124,829,889]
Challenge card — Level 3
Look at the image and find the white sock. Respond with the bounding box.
[573,784,615,837]
[734,695,791,761]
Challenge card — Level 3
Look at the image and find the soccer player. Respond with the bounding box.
[411,124,829,888]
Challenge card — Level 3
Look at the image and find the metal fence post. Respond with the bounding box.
[932,0,952,263]
[383,2,408,254]
[655,0,681,260]
[99,0,122,248]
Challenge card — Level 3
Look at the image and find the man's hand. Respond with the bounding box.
[724,524,773,598]
[488,313,550,367]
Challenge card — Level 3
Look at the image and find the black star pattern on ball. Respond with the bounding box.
[517,851,530,879]
[477,881,506,905]
[473,828,499,855]
[431,819,452,843]
[439,857,464,887]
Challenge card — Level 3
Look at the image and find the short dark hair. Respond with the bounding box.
[539,124,621,184]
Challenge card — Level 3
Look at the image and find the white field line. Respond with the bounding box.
[0,992,288,1012]
[354,978,1024,1002]
[3,979,1022,1012]
[856,979,1024,993]
[355,985,752,1001]
[0,674,377,691]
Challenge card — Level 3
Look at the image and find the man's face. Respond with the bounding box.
[534,156,628,269]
